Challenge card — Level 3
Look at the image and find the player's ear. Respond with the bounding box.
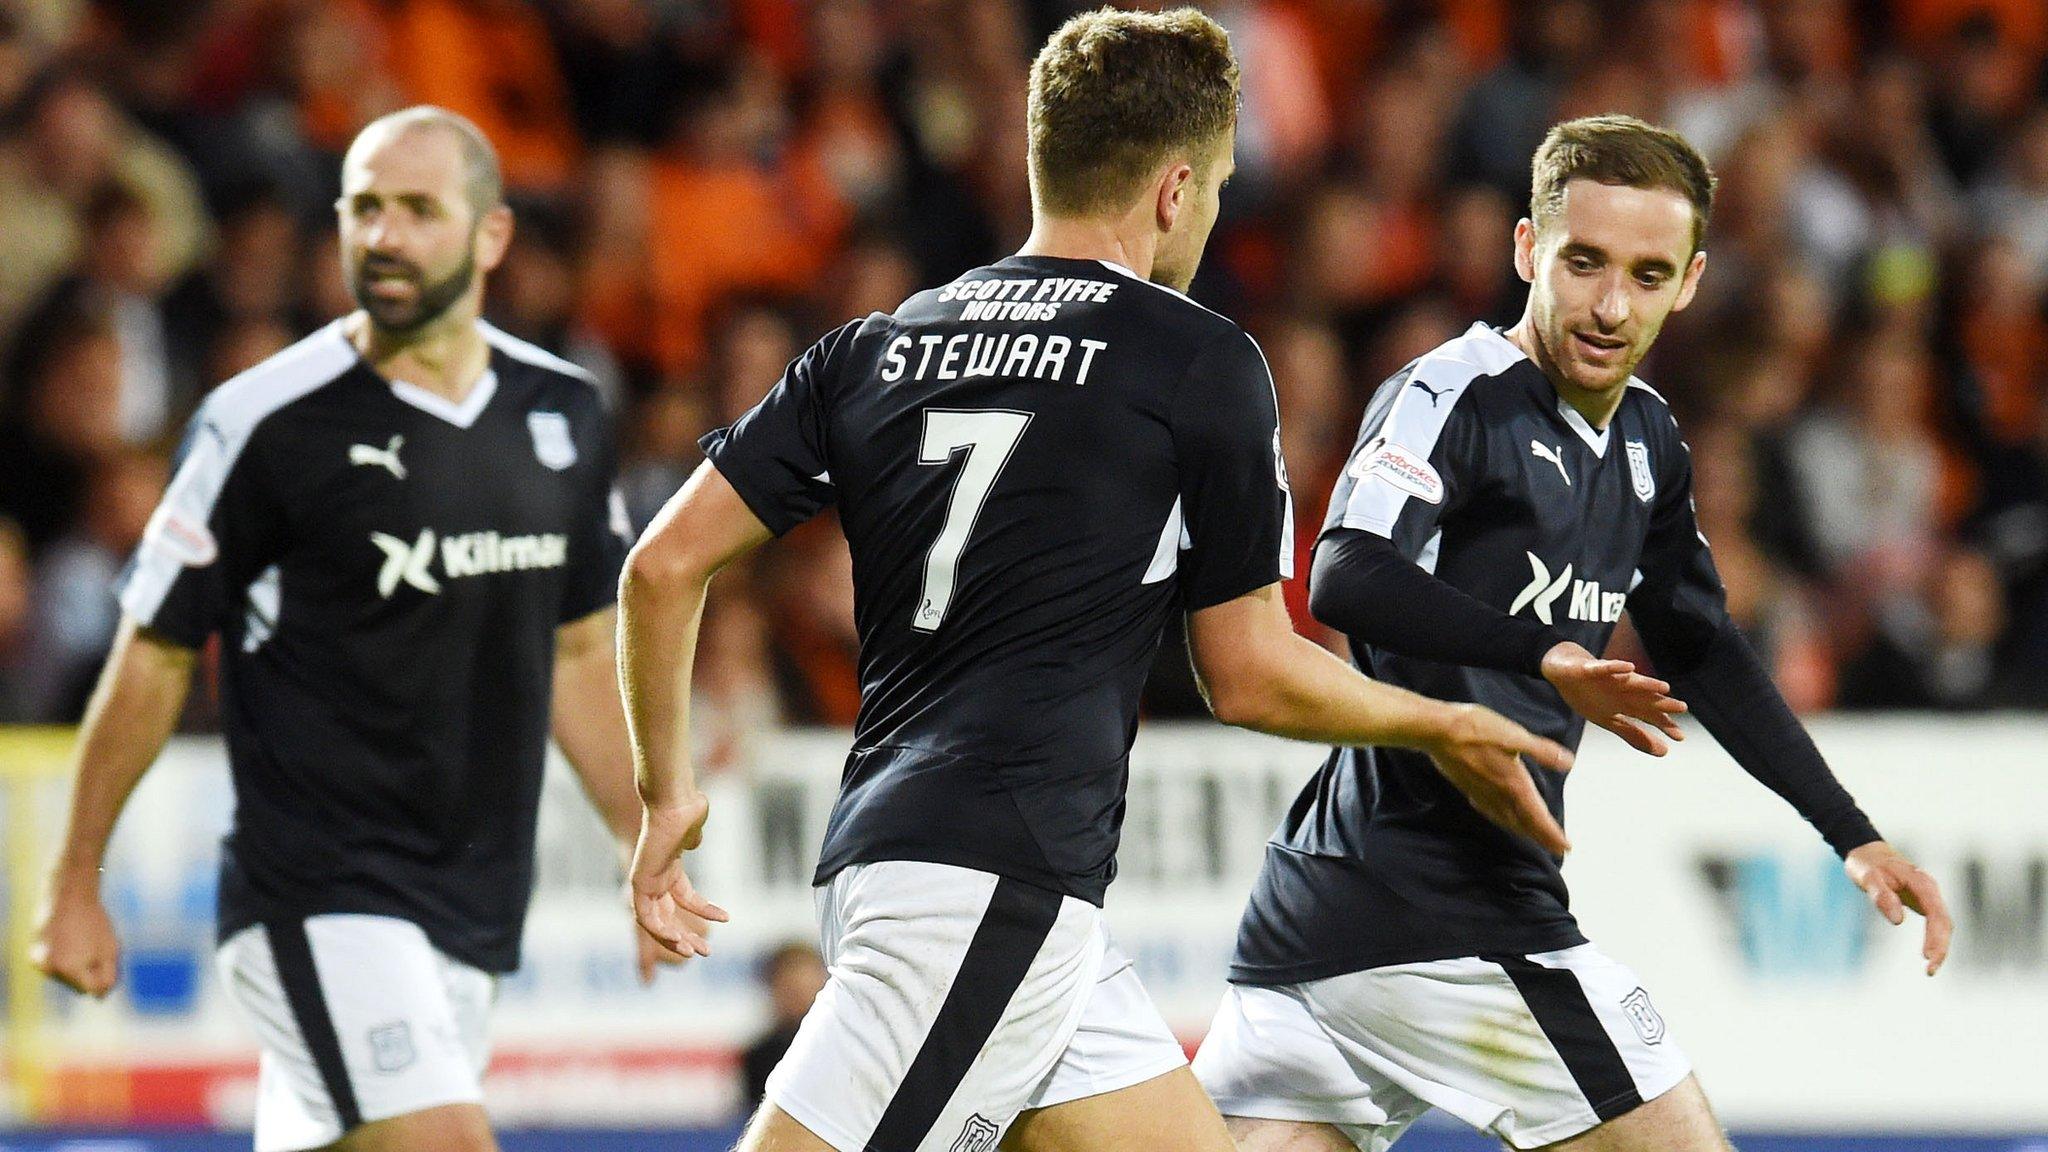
[476,204,515,272]
[1512,218,1537,283]
[1670,249,1707,313]
[1155,162,1192,233]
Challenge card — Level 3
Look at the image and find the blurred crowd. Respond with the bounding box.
[2,0,2046,749]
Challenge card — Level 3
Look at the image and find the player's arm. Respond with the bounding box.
[1187,585,1573,855]
[553,606,639,847]
[620,323,848,957]
[622,322,848,956]
[1171,328,1569,854]
[555,402,716,980]
[1628,434,1952,975]
[1309,528,1686,755]
[616,462,766,957]
[557,605,702,982]
[32,618,196,997]
[36,395,268,996]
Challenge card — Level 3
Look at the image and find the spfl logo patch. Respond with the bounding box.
[1625,439,1654,503]
[949,1115,1000,1152]
[1620,987,1666,1045]
[368,1021,416,1072]
[528,411,577,471]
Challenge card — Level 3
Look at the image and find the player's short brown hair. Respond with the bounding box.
[1027,7,1240,217]
[1530,115,1717,252]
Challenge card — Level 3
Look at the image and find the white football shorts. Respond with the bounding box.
[1193,943,1691,1150]
[764,860,1188,1152]
[216,913,495,1152]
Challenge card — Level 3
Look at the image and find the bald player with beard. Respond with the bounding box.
[32,107,666,1152]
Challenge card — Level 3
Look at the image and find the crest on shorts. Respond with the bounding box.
[1625,439,1654,504]
[528,411,577,471]
[949,1115,1000,1152]
[368,1021,417,1072]
[1620,987,1666,1045]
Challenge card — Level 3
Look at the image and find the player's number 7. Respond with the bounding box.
[914,408,1033,632]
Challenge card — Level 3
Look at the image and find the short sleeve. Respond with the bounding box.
[559,403,631,623]
[1322,367,1483,561]
[698,320,857,536]
[117,407,280,648]
[1171,328,1295,611]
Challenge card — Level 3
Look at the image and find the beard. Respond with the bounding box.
[1532,298,1648,394]
[349,243,478,335]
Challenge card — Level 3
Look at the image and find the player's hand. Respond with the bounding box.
[629,793,729,960]
[613,837,697,983]
[30,876,122,998]
[1423,703,1574,857]
[1845,841,1952,976]
[634,916,698,985]
[1540,642,1687,756]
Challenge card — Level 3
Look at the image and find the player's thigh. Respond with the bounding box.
[1298,946,1692,1149]
[736,1103,842,1152]
[1224,1116,1360,1152]
[1193,982,1425,1150]
[1001,1066,1233,1152]
[765,862,1106,1152]
[1533,1075,1730,1152]
[217,915,493,1152]
[332,1102,497,1152]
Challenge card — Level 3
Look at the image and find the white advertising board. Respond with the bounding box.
[16,717,2047,1129]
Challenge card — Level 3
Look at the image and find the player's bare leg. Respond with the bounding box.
[1000,1067,1236,1152]
[1533,1075,1731,1152]
[1225,1116,1356,1152]
[733,1104,839,1152]
[331,1102,499,1152]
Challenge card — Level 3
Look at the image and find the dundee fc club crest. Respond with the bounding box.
[528,411,577,470]
[1625,439,1654,503]
[949,1115,1000,1152]
[368,1021,416,1071]
[1620,987,1666,1045]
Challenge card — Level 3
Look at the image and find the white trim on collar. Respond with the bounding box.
[389,369,498,429]
[1092,259,1232,321]
[1556,398,1611,457]
[1469,322,1616,454]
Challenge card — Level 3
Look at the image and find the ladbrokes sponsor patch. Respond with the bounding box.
[1350,437,1444,505]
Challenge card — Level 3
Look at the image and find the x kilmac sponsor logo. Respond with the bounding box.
[371,529,569,598]
[1507,552,1626,625]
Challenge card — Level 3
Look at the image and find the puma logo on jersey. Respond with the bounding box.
[350,435,407,480]
[1508,552,1624,625]
[1530,440,1570,486]
[370,528,570,598]
[1409,379,1452,407]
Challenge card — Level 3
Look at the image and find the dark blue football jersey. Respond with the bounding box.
[119,321,629,973]
[1232,323,1726,982]
[703,255,1293,903]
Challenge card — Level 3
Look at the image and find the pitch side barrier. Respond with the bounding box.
[2,719,2043,1136]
